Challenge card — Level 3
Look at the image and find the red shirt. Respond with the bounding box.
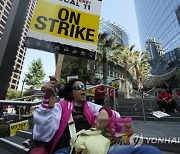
[177,91,180,96]
[95,86,106,99]
[157,92,172,101]
[108,88,114,99]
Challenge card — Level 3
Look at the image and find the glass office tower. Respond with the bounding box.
[97,19,130,81]
[135,0,180,87]
[99,19,129,48]
[134,0,180,52]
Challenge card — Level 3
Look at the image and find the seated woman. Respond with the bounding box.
[33,78,162,154]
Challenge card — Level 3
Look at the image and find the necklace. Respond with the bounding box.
[73,107,83,114]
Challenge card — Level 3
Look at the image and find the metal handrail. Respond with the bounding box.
[145,87,156,95]
[128,87,157,123]
[0,100,42,106]
[13,94,44,101]
[0,84,118,120]
[0,100,42,120]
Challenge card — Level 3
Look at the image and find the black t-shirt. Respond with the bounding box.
[54,106,91,152]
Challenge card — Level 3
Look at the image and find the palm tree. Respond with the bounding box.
[111,45,135,98]
[130,51,151,90]
[97,32,118,84]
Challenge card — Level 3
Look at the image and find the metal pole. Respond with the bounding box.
[19,106,21,120]
[140,89,146,122]
[113,88,116,110]
[149,92,154,117]
[20,80,25,97]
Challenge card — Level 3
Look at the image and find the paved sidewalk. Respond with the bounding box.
[133,120,180,137]
[133,120,180,154]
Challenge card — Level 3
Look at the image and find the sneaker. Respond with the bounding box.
[174,109,178,113]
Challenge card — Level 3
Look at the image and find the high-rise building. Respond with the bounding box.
[0,0,13,40]
[99,19,129,48]
[96,20,130,82]
[0,0,37,90]
[135,0,180,88]
[134,0,180,53]
[95,20,134,92]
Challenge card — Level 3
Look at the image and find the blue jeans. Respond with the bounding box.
[54,145,162,154]
[109,145,162,154]
[54,147,70,154]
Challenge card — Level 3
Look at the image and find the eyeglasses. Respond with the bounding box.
[72,85,86,90]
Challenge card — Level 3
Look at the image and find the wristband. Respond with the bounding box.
[99,107,112,117]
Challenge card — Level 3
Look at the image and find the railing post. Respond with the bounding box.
[140,90,146,122]
[113,88,116,110]
[149,92,154,117]
[19,106,21,120]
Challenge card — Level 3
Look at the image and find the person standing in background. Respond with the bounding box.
[176,86,180,99]
[94,79,106,106]
[108,82,118,109]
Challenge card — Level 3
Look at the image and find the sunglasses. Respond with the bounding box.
[72,85,86,90]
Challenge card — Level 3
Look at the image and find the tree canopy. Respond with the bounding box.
[24,58,45,89]
[6,89,20,100]
[60,59,89,82]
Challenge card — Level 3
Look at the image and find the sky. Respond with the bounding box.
[18,0,141,90]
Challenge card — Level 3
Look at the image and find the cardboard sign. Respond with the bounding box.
[152,111,170,118]
[112,80,119,89]
[86,85,95,96]
[10,120,29,136]
[26,0,102,59]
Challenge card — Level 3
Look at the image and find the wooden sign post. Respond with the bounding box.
[49,54,64,107]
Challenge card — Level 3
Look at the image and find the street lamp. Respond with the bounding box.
[20,79,26,97]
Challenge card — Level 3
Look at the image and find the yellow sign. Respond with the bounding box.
[86,88,95,96]
[112,80,119,89]
[10,120,29,136]
[28,0,102,52]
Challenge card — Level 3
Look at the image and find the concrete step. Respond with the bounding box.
[0,146,14,154]
[0,129,32,153]
[128,116,180,122]
[16,130,32,139]
[120,112,153,117]
[0,137,29,154]
[118,103,157,109]
[118,107,156,112]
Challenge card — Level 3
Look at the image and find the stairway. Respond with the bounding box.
[0,130,32,154]
[116,98,180,153]
[117,98,180,122]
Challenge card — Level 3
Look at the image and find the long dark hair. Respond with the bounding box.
[58,78,85,102]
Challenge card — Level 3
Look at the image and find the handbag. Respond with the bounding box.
[101,117,133,145]
[68,114,110,154]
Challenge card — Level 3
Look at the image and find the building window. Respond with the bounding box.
[12,79,16,84]
[0,20,6,27]
[10,85,15,89]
